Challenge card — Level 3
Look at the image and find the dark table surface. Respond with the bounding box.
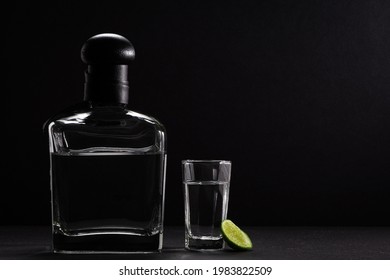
[1,226,389,260]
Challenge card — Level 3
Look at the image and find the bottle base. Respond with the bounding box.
[53,232,162,254]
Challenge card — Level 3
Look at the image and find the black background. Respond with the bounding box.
[3,0,390,226]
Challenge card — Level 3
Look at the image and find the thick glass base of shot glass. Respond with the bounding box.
[185,235,225,251]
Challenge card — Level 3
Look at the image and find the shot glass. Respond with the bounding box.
[182,160,231,250]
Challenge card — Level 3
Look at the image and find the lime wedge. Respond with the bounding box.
[221,220,253,250]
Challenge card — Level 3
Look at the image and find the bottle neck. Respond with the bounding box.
[83,65,129,104]
[87,101,127,109]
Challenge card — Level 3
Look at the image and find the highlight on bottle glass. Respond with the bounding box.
[182,160,231,251]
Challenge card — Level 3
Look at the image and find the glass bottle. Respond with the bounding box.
[47,34,167,253]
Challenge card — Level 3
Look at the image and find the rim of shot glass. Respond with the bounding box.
[181,159,231,164]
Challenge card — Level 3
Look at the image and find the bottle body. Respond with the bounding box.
[48,104,166,253]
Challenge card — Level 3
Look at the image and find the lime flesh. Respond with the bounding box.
[221,220,253,250]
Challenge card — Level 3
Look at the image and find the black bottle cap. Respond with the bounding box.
[81,33,135,104]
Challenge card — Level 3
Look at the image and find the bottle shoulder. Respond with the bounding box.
[49,106,165,132]
[48,105,166,154]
